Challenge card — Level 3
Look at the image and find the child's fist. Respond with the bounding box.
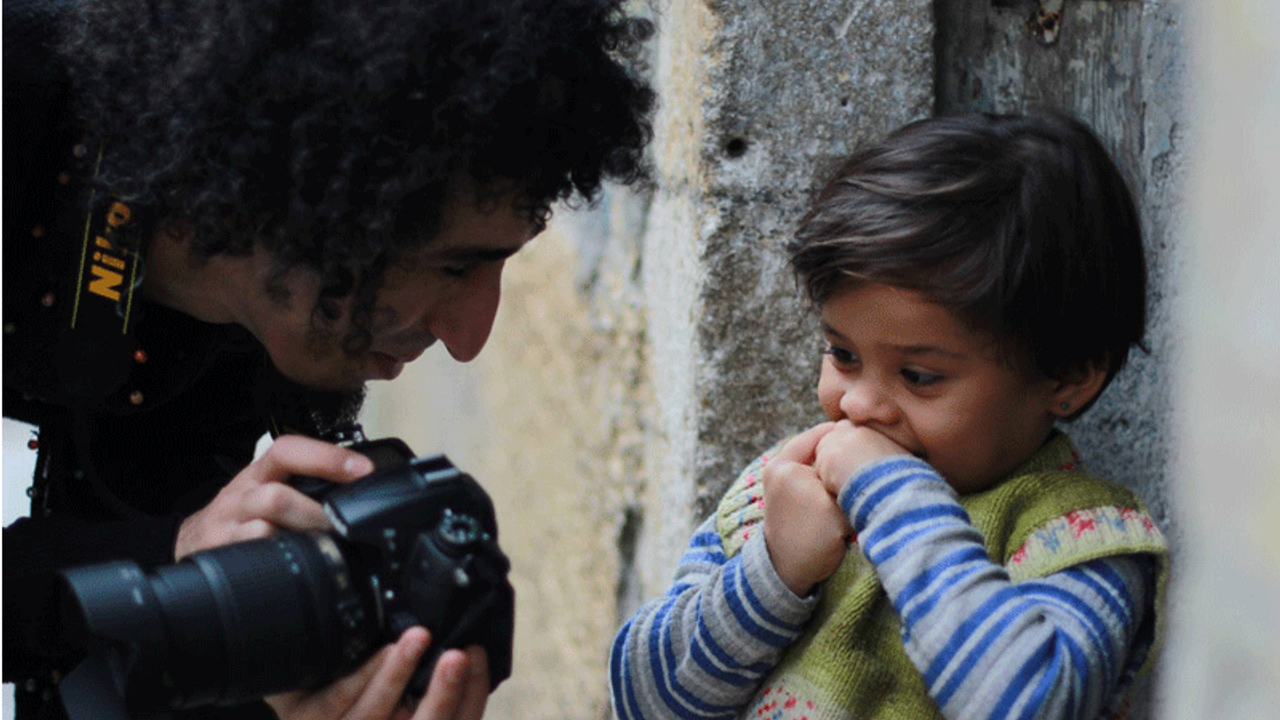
[813,420,910,496]
[762,423,851,597]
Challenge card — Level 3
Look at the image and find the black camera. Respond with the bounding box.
[56,436,514,719]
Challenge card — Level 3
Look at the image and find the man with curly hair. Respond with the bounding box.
[2,1,655,719]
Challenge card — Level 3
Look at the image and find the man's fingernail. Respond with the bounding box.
[344,456,373,475]
[406,633,427,656]
[445,655,466,684]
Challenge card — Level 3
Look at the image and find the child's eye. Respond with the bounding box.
[823,345,858,367]
[901,368,944,387]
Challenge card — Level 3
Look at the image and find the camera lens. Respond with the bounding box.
[60,532,374,712]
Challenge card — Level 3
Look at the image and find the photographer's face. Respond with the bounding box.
[249,195,536,392]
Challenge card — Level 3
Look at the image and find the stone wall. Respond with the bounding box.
[1159,0,1280,716]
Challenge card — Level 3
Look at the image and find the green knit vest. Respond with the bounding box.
[714,434,1168,720]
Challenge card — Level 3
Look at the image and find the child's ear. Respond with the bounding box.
[1049,358,1109,418]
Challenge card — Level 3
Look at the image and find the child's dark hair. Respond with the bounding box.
[789,112,1146,410]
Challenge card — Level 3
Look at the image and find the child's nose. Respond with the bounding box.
[839,377,899,426]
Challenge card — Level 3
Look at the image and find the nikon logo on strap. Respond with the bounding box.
[79,201,135,305]
[73,197,141,330]
[52,143,150,404]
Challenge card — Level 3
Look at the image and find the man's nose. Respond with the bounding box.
[839,375,899,426]
[436,265,503,362]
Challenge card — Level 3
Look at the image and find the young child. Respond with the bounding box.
[609,112,1168,720]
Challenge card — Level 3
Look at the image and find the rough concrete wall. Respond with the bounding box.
[935,4,1189,715]
[635,0,935,607]
[935,0,1185,529]
[1159,2,1280,716]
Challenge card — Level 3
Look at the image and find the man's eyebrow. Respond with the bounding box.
[433,245,525,264]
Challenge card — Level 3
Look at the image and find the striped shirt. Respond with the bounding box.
[610,455,1154,720]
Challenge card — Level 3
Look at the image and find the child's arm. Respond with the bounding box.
[609,517,819,720]
[820,431,1154,720]
[610,426,849,720]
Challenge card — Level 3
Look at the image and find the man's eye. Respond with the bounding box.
[901,368,943,387]
[823,345,857,366]
[440,264,474,278]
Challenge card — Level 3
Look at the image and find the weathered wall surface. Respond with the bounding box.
[935,3,1190,713]
[936,0,1186,533]
[365,1,1196,719]
[1160,1,1280,716]
[635,0,935,609]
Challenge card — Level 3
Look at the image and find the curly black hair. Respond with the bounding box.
[60,0,654,350]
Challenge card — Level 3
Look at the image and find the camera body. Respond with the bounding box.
[58,437,514,719]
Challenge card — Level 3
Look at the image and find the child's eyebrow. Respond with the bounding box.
[822,324,965,360]
[896,344,966,360]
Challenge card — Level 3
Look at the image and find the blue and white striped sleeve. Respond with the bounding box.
[609,516,819,720]
[839,456,1155,720]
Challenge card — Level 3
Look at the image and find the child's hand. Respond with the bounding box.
[762,422,852,597]
[813,420,911,496]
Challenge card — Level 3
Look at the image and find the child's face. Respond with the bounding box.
[816,283,1062,494]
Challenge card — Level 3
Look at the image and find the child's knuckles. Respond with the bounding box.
[761,462,788,489]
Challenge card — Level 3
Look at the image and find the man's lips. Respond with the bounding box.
[383,347,428,364]
[368,347,428,380]
[368,351,405,380]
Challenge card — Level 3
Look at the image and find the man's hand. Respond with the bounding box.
[266,627,490,720]
[761,422,851,597]
[174,435,375,560]
[813,419,911,497]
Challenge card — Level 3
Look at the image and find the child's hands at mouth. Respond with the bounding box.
[761,422,851,597]
[813,420,912,496]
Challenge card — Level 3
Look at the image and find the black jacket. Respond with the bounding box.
[3,2,276,717]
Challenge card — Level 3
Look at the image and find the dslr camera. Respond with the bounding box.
[56,432,515,719]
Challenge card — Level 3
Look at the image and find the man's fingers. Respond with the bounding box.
[341,628,430,720]
[413,648,471,720]
[228,518,275,544]
[264,643,383,720]
[450,647,489,720]
[265,629,434,720]
[256,435,376,486]
[244,482,332,532]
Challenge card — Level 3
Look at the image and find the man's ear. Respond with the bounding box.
[1049,358,1109,418]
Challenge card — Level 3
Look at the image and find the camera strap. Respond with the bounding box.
[51,142,151,404]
